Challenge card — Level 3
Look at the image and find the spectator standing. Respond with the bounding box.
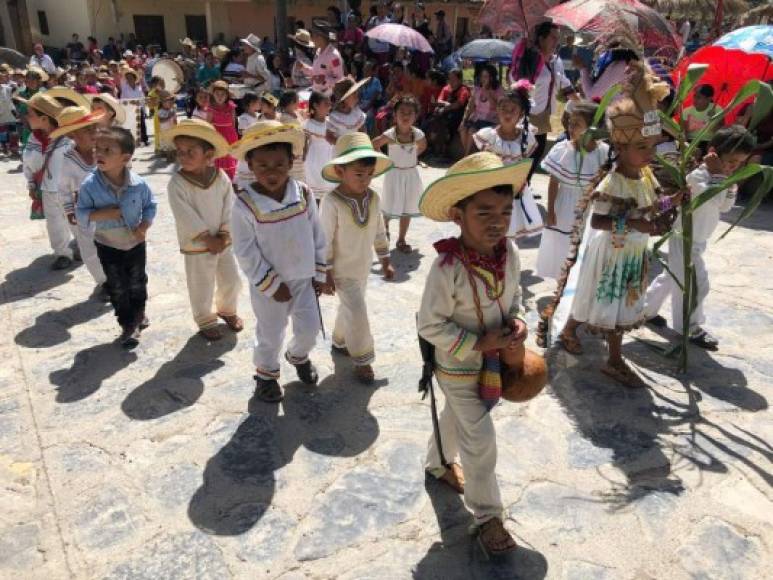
[367,1,392,65]
[340,14,365,50]
[102,37,120,62]
[289,29,314,89]
[29,43,56,75]
[412,3,431,39]
[66,34,86,63]
[241,34,270,94]
[308,22,344,97]
[433,10,453,59]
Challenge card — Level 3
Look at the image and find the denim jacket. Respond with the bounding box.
[76,169,157,231]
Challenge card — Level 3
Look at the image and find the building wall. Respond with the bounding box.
[25,0,91,46]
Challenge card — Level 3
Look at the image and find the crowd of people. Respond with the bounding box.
[3,1,771,559]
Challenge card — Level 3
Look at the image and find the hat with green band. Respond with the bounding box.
[419,152,532,222]
[322,132,393,182]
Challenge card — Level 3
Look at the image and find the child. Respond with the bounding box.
[319,132,395,383]
[165,119,244,340]
[192,87,211,122]
[147,76,165,150]
[119,67,148,145]
[473,83,543,239]
[556,62,679,386]
[209,80,238,180]
[90,93,127,128]
[51,106,108,296]
[417,151,532,556]
[0,67,19,157]
[16,68,46,148]
[230,120,329,402]
[371,95,426,253]
[327,77,367,142]
[303,91,335,201]
[259,92,278,121]
[644,125,754,350]
[17,93,74,269]
[536,101,609,280]
[76,127,157,348]
[156,90,178,159]
[278,90,301,126]
[682,84,718,144]
[237,92,260,134]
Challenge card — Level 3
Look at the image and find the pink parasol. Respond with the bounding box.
[479,0,560,37]
[365,23,434,53]
[545,0,682,54]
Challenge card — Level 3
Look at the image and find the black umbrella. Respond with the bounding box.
[0,47,28,69]
[456,39,515,63]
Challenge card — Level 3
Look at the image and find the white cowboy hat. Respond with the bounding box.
[240,33,262,52]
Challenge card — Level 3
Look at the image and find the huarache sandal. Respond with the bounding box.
[559,331,583,355]
[476,517,517,558]
[354,364,375,384]
[647,315,668,328]
[254,376,283,403]
[219,314,244,332]
[293,360,319,385]
[436,463,465,494]
[395,239,413,254]
[331,344,350,357]
[601,361,646,389]
[689,329,719,351]
[199,326,223,341]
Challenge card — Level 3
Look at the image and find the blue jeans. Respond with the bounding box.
[96,241,148,329]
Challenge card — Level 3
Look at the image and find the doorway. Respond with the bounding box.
[133,15,166,51]
[185,14,207,44]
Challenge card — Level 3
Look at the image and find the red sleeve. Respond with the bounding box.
[458,86,471,105]
[438,86,451,101]
[228,101,237,111]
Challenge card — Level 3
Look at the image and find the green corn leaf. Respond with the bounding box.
[655,153,686,189]
[669,63,708,117]
[581,84,621,150]
[687,164,763,213]
[659,112,683,143]
[749,81,773,131]
[718,165,773,240]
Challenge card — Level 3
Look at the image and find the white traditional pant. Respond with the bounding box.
[42,189,73,259]
[424,376,503,524]
[644,239,709,336]
[249,278,319,381]
[184,250,242,329]
[331,277,375,366]
[73,225,106,285]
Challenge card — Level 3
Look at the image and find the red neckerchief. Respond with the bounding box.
[33,129,50,152]
[434,237,507,281]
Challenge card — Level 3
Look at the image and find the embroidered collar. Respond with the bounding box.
[333,188,372,227]
[178,167,219,189]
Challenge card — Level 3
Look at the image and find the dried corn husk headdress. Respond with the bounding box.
[607,60,671,144]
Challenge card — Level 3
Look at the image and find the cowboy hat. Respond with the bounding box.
[332,76,370,103]
[44,87,91,109]
[240,33,262,52]
[50,106,105,139]
[179,37,196,47]
[26,66,49,82]
[419,152,532,222]
[311,18,337,42]
[161,118,231,158]
[87,92,127,125]
[211,45,230,60]
[232,120,305,160]
[13,92,62,119]
[322,132,393,183]
[289,29,315,49]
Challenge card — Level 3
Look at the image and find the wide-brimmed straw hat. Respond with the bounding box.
[232,120,305,160]
[240,33,262,52]
[50,106,105,139]
[419,152,532,222]
[87,92,127,125]
[261,92,279,107]
[212,45,230,60]
[26,66,49,82]
[161,118,231,158]
[179,37,196,48]
[321,132,393,183]
[289,29,315,49]
[44,87,91,109]
[332,76,370,103]
[13,92,62,119]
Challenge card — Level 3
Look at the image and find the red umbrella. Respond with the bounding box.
[545,0,681,56]
[479,0,560,37]
[672,46,772,124]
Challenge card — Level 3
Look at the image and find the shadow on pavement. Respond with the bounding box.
[121,330,238,420]
[0,255,75,307]
[15,299,111,348]
[414,477,548,580]
[389,248,425,283]
[50,342,138,403]
[187,355,382,535]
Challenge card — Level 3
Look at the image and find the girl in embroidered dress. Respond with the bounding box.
[536,101,609,280]
[473,82,543,239]
[372,95,426,253]
[327,77,367,142]
[237,92,260,135]
[303,91,335,201]
[552,62,680,387]
[209,80,239,180]
[192,87,211,122]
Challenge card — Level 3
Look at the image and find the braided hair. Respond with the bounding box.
[501,80,533,157]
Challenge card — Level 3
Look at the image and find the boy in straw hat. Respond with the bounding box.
[89,93,127,128]
[16,93,77,269]
[417,151,532,556]
[230,120,331,402]
[319,132,394,383]
[50,106,108,296]
[164,119,244,341]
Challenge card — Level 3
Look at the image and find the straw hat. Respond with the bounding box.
[240,33,262,52]
[87,92,127,125]
[26,66,49,82]
[13,92,62,119]
[261,92,279,107]
[50,106,105,139]
[44,87,91,109]
[289,29,315,49]
[0,63,11,74]
[232,120,305,160]
[161,118,231,158]
[418,152,532,222]
[179,37,196,48]
[212,45,230,60]
[332,76,370,103]
[321,132,393,183]
[209,79,230,94]
[121,65,138,78]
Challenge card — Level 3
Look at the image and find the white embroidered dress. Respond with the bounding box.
[381,127,424,218]
[303,117,335,199]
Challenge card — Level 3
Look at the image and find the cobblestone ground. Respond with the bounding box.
[0,142,770,580]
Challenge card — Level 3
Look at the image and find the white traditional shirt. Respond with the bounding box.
[23,133,71,193]
[681,164,737,243]
[327,106,366,139]
[473,125,538,164]
[57,142,95,215]
[246,51,270,93]
[530,55,573,116]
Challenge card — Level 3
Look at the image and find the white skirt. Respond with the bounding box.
[304,138,335,199]
[536,187,583,279]
[508,186,543,238]
[382,167,423,218]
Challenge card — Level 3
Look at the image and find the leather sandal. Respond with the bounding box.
[354,364,375,384]
[199,326,223,341]
[601,361,646,389]
[559,331,583,355]
[477,517,517,557]
[219,314,244,332]
[437,463,465,494]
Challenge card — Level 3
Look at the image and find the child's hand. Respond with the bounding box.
[66,213,77,226]
[475,328,513,352]
[273,282,292,303]
[546,209,557,227]
[704,148,725,175]
[382,259,395,281]
[506,319,528,348]
[204,234,225,254]
[108,207,123,220]
[28,189,36,200]
[133,222,149,241]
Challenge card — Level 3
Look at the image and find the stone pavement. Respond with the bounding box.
[0,143,770,580]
